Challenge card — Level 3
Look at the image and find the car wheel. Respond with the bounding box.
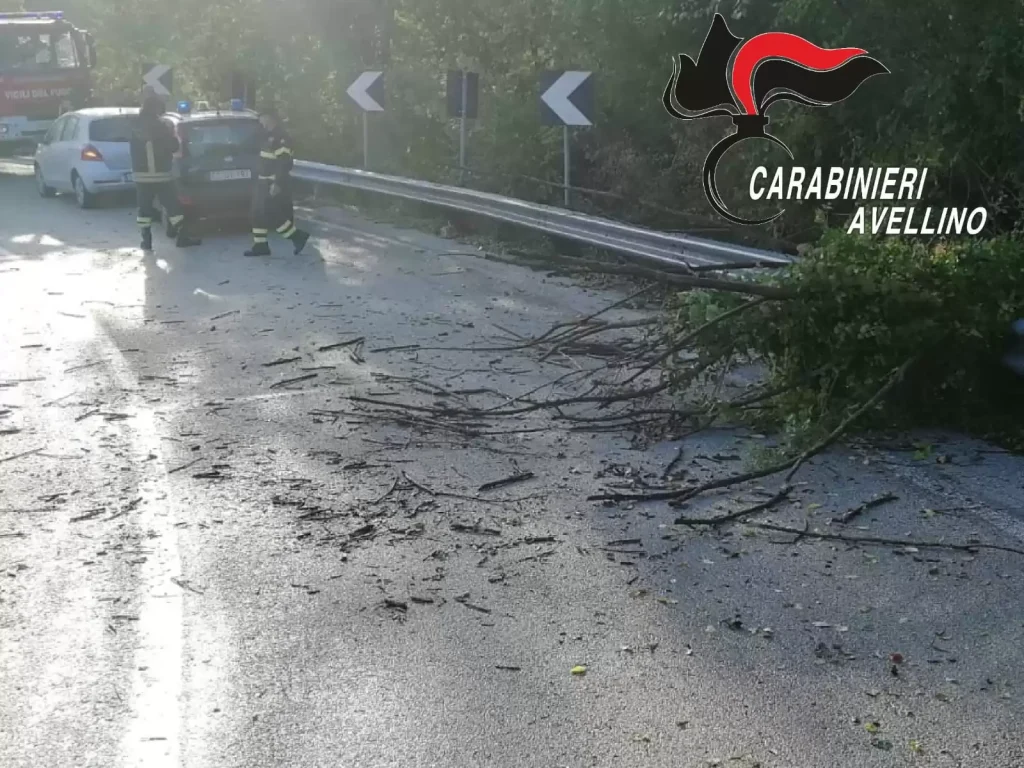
[35,164,56,198]
[72,173,95,209]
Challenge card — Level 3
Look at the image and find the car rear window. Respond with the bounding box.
[89,116,139,142]
[184,120,262,158]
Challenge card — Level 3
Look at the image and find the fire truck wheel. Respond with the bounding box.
[35,165,56,198]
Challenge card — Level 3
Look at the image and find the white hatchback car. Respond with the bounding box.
[33,107,139,208]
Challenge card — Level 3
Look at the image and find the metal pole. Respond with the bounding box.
[563,125,570,208]
[459,71,468,184]
[362,111,369,169]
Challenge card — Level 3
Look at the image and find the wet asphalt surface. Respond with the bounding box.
[1,161,1023,768]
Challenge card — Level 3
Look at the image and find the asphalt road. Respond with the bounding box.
[1,166,1023,768]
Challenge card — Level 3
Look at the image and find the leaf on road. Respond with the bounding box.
[812,621,831,628]
[865,722,881,734]
[570,665,587,675]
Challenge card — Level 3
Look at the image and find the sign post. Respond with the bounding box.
[563,125,571,207]
[346,71,384,169]
[447,70,479,183]
[363,112,369,169]
[459,73,468,176]
[539,70,593,208]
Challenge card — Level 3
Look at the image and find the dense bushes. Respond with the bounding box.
[670,233,1024,450]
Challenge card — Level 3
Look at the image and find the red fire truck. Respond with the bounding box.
[0,11,95,154]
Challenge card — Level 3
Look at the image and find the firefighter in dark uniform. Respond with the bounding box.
[245,106,309,257]
[130,94,201,250]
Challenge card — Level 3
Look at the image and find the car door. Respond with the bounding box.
[36,116,66,186]
[52,115,81,191]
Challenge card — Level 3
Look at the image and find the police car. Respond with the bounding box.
[155,99,261,234]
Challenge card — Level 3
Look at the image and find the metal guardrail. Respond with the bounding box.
[293,161,792,270]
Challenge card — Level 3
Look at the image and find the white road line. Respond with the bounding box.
[91,329,185,768]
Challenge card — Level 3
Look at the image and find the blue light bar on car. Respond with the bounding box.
[177,100,191,113]
[230,98,244,111]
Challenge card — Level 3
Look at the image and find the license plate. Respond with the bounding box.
[209,169,251,182]
[123,172,133,182]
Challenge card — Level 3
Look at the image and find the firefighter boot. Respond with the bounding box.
[244,242,271,257]
[140,229,153,252]
[291,229,310,255]
[175,230,202,248]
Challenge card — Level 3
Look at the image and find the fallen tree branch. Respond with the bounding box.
[623,297,768,385]
[749,523,1024,557]
[833,492,898,525]
[672,486,792,526]
[588,358,917,503]
[484,381,674,417]
[511,285,657,350]
[400,472,539,504]
[782,357,917,484]
[539,256,795,299]
[539,319,657,361]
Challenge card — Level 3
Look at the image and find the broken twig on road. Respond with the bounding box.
[270,373,318,389]
[751,523,1024,557]
[0,447,43,464]
[833,492,899,525]
[478,472,535,492]
[589,358,917,503]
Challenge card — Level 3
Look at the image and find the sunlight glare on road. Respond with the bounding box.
[10,233,65,247]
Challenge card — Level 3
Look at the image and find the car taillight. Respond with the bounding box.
[81,145,103,161]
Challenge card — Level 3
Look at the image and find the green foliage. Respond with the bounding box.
[669,232,1024,451]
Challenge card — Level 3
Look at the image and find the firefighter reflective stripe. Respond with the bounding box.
[260,151,276,160]
[277,220,297,238]
[274,145,292,156]
[252,227,269,244]
[133,172,174,183]
[252,236,268,244]
[252,228,269,235]
[145,141,156,174]
[168,214,184,225]
[138,216,152,227]
[258,175,275,181]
